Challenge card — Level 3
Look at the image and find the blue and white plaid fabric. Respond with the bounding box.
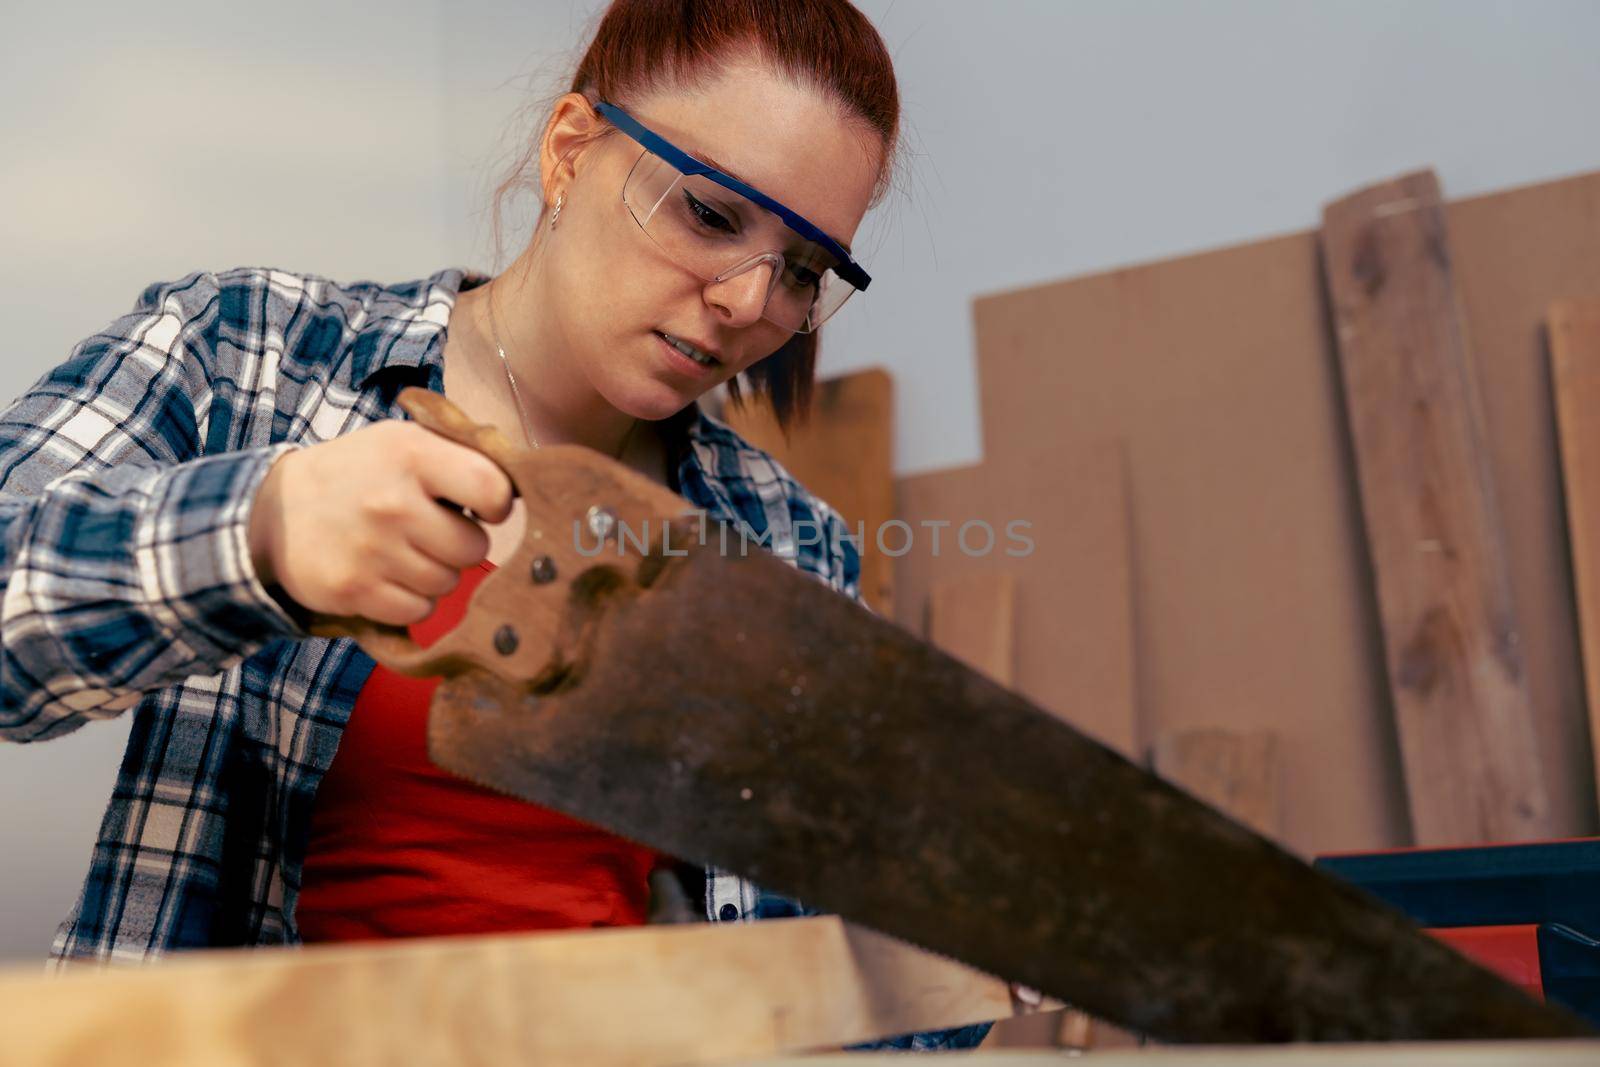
[0,267,986,1049]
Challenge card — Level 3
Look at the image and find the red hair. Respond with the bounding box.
[494,0,901,429]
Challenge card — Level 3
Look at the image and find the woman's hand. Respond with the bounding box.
[247,420,514,626]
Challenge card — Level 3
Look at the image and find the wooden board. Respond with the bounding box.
[1151,728,1282,839]
[1320,170,1551,846]
[975,169,1600,856]
[1550,294,1600,814]
[1450,175,1600,833]
[0,917,1011,1066]
[723,367,895,614]
[894,442,1139,757]
[928,573,1016,685]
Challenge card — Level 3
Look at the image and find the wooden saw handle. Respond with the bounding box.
[307,389,524,675]
[307,387,696,686]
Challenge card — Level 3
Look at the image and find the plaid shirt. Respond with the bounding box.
[0,267,986,1050]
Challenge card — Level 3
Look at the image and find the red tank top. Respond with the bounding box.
[297,562,661,942]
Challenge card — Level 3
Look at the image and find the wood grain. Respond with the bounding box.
[1320,169,1551,845]
[928,572,1017,685]
[1151,728,1282,839]
[1549,295,1600,815]
[723,368,895,613]
[0,918,1011,1066]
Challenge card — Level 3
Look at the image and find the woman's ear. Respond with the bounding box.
[538,93,607,210]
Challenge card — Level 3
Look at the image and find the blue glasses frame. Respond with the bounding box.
[594,100,871,294]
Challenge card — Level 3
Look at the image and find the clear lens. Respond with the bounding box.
[622,151,860,332]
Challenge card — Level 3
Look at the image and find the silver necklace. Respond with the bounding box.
[484,283,637,461]
[486,286,541,450]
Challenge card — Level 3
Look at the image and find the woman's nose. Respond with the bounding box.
[704,259,777,327]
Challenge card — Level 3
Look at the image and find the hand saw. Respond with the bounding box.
[313,388,1592,1044]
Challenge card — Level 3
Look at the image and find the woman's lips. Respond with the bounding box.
[654,331,719,378]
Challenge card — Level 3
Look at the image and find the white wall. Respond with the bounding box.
[0,0,545,963]
[2,0,1598,961]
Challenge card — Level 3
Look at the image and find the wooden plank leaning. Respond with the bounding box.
[1320,169,1553,846]
[1549,294,1600,819]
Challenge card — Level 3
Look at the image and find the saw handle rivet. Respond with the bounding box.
[530,555,558,584]
[493,624,519,656]
[586,505,618,541]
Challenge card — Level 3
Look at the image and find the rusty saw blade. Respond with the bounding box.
[314,389,1592,1044]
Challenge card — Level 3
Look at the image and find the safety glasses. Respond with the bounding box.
[596,100,871,334]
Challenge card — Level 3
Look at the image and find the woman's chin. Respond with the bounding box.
[610,372,717,422]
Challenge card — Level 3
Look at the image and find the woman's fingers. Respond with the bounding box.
[359,584,436,628]
[388,544,465,600]
[248,420,513,625]
[415,438,515,524]
[406,502,492,574]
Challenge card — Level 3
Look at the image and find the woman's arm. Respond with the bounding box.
[0,273,304,742]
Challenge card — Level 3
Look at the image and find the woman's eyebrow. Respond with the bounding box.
[693,149,854,256]
[684,143,752,185]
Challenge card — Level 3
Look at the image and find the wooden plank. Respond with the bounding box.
[1151,728,1282,839]
[1320,169,1551,846]
[722,368,895,614]
[975,168,1600,855]
[1445,178,1600,830]
[0,917,1011,1066]
[928,572,1016,685]
[1549,295,1600,815]
[975,229,1406,857]
[894,443,1139,757]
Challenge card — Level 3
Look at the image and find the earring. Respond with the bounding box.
[549,194,565,229]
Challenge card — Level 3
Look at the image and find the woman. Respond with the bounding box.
[0,0,986,1052]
